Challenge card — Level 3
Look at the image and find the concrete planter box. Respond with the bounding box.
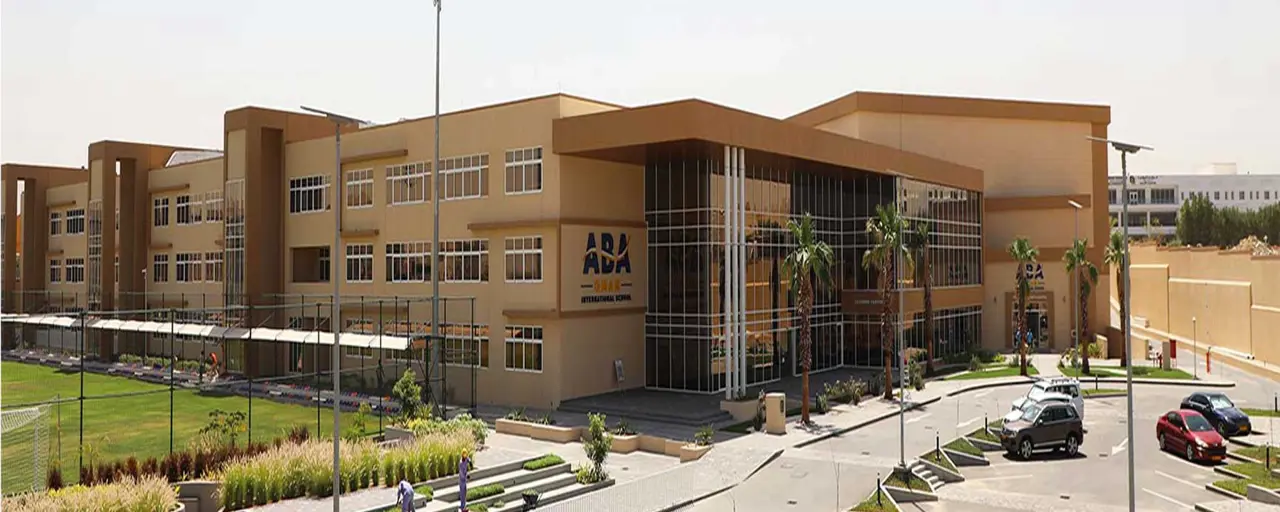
[918,455,965,483]
[942,448,989,467]
[720,399,760,422]
[176,480,220,512]
[1214,465,1251,480]
[1247,484,1280,505]
[383,426,415,444]
[495,418,582,443]
[1204,482,1247,501]
[680,443,713,462]
[611,434,640,454]
[884,484,938,503]
[965,436,1004,452]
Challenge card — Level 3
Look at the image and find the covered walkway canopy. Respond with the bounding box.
[0,313,411,351]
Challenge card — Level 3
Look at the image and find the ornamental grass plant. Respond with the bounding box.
[2,475,178,512]
[380,429,475,487]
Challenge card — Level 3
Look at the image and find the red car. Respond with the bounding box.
[1156,409,1227,462]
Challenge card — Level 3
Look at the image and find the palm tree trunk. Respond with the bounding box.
[799,276,813,424]
[1017,271,1028,377]
[1080,278,1091,374]
[923,252,934,376]
[881,266,894,401]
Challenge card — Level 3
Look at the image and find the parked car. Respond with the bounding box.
[1012,377,1084,421]
[1004,392,1072,424]
[1000,402,1085,459]
[1156,409,1227,462]
[1179,392,1252,436]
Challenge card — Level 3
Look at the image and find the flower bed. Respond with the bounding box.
[2,475,178,512]
[522,454,565,471]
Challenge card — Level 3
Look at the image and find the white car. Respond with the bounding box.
[1010,377,1084,422]
[1004,392,1072,424]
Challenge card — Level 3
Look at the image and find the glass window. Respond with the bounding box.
[176,194,198,224]
[289,175,329,214]
[66,209,86,234]
[1207,394,1234,409]
[204,251,224,282]
[1185,414,1213,432]
[65,258,85,283]
[176,252,201,282]
[346,169,373,208]
[50,212,61,236]
[49,259,61,283]
[504,147,543,194]
[441,239,489,282]
[205,191,224,222]
[345,244,373,282]
[152,253,169,283]
[440,154,488,200]
[505,325,543,372]
[385,241,430,283]
[504,236,543,282]
[444,323,489,367]
[386,162,429,205]
[1150,188,1175,204]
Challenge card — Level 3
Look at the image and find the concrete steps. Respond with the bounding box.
[420,458,611,512]
[907,459,944,490]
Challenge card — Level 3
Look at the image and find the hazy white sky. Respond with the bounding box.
[2,0,1278,179]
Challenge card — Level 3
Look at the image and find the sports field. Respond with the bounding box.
[1,360,362,493]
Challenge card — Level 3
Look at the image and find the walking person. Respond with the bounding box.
[396,479,414,512]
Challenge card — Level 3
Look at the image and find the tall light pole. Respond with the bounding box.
[299,105,370,512]
[1068,200,1083,354]
[1087,136,1152,512]
[897,182,907,471]
[430,0,444,416]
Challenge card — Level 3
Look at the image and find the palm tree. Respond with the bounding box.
[1104,229,1128,366]
[1007,237,1039,377]
[863,204,912,400]
[1063,238,1100,374]
[783,213,835,424]
[908,222,935,375]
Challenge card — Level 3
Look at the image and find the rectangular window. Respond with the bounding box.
[445,323,489,367]
[289,175,330,214]
[504,147,543,194]
[66,209,85,234]
[176,194,194,224]
[386,162,429,205]
[176,252,202,282]
[152,253,170,283]
[205,191,224,222]
[385,241,431,283]
[65,258,85,283]
[204,251,224,282]
[1267,191,1272,200]
[1126,189,1145,205]
[346,244,374,282]
[1239,190,1245,200]
[153,197,170,227]
[1107,189,1117,205]
[1214,191,1220,201]
[440,154,488,200]
[50,212,61,236]
[1150,188,1176,204]
[504,236,543,282]
[505,325,543,372]
[441,239,489,282]
[49,259,61,283]
[346,169,373,208]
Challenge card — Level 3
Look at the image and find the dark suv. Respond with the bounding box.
[1000,402,1084,459]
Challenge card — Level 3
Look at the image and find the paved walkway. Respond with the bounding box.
[1193,499,1280,512]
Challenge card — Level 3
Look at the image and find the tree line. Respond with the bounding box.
[1174,194,1280,248]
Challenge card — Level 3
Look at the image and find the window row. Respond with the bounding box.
[343,239,493,283]
[50,209,86,236]
[49,258,86,283]
[150,252,224,283]
[335,322,544,372]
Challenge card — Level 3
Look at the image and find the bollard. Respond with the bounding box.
[936,433,940,456]
[877,472,882,506]
[1206,348,1212,375]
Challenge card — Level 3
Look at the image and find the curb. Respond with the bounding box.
[793,396,942,449]
[1225,452,1262,465]
[1227,436,1261,449]
[651,448,784,512]
[965,436,1004,452]
[1083,392,1129,399]
[884,484,939,503]
[941,447,990,467]
[1213,465,1250,480]
[1203,482,1246,501]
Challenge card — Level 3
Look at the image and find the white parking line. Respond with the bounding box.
[957,416,981,428]
[1143,488,1191,509]
[1111,438,1129,455]
[1156,470,1205,490]
[968,474,1033,482]
[906,413,932,424]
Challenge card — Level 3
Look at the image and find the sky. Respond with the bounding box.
[2,0,1279,186]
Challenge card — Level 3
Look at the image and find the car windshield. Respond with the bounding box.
[1027,385,1048,400]
[1021,404,1043,422]
[1184,414,1214,432]
[1207,395,1235,409]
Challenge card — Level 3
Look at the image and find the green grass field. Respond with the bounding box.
[945,364,1039,381]
[1058,365,1194,380]
[1,361,360,493]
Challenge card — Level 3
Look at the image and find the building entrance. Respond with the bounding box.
[1009,295,1051,350]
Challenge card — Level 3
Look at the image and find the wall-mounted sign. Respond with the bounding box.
[1021,262,1045,291]
[580,232,634,305]
[1108,175,1161,186]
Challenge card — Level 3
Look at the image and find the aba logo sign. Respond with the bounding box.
[581,232,633,304]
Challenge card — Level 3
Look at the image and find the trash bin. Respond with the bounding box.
[765,392,787,435]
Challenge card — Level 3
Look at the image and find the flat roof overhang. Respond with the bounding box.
[552,99,984,192]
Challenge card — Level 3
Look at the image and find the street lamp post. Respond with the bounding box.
[1087,136,1152,512]
[1068,200,1083,355]
[430,0,444,417]
[1192,316,1197,379]
[299,105,370,512]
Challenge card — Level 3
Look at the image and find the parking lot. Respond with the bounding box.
[801,372,1276,511]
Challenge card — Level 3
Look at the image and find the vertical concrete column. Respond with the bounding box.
[2,175,17,312]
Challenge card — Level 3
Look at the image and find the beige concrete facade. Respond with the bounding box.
[1123,244,1280,367]
[3,90,1113,409]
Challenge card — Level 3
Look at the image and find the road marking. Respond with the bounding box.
[1156,470,1205,490]
[906,413,932,425]
[1111,438,1129,455]
[974,390,993,398]
[957,417,981,428]
[1143,488,1190,509]
[968,474,1033,482]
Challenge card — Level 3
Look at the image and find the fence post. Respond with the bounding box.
[78,310,86,475]
[247,304,254,447]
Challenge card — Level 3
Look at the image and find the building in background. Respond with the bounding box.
[3,90,1111,409]
[1108,163,1280,239]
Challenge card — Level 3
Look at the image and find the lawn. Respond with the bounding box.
[922,449,956,472]
[1212,462,1280,495]
[944,437,983,457]
[850,487,898,511]
[1082,388,1127,397]
[968,425,1000,444]
[1235,445,1279,467]
[945,365,1039,381]
[1058,365,1194,380]
[883,469,931,491]
[1,361,358,492]
[1242,408,1280,418]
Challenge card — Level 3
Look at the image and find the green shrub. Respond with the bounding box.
[2,475,178,512]
[465,483,504,501]
[908,359,925,391]
[815,393,831,414]
[504,408,530,422]
[392,368,426,422]
[405,413,489,446]
[522,454,565,471]
[695,424,715,447]
[579,413,612,484]
[967,355,982,372]
[379,430,475,487]
[536,413,556,425]
[612,419,637,436]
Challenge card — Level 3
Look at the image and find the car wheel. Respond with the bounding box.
[1217,423,1228,436]
[1158,434,1166,452]
[1019,438,1034,460]
[1066,434,1080,456]
[1185,445,1194,461]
